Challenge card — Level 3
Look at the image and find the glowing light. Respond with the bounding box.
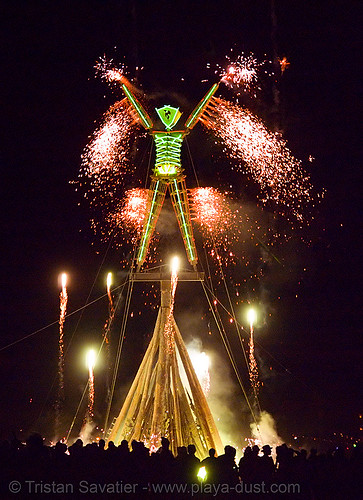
[61,273,67,289]
[86,349,96,371]
[86,349,96,419]
[197,466,207,481]
[103,272,115,394]
[247,308,257,328]
[188,350,211,396]
[106,272,112,294]
[78,56,319,291]
[170,256,180,275]
[154,132,183,174]
[190,187,242,267]
[58,273,68,401]
[155,105,182,130]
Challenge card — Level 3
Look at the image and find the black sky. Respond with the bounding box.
[1,1,362,445]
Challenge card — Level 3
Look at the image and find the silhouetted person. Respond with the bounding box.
[185,444,200,484]
[256,444,275,483]
[175,446,189,483]
[216,445,239,486]
[150,437,175,484]
[238,446,253,482]
[201,447,218,484]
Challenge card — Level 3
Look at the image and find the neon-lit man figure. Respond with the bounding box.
[120,81,219,271]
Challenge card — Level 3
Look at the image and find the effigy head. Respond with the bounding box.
[155,105,182,130]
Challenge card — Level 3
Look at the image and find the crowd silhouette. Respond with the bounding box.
[0,433,361,498]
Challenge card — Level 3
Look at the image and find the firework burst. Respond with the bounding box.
[200,97,314,222]
[95,56,126,85]
[190,187,232,235]
[219,53,263,96]
[81,100,135,191]
[190,187,241,266]
[106,187,149,245]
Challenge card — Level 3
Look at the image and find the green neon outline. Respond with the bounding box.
[172,179,196,262]
[154,132,183,175]
[137,180,161,263]
[185,83,219,129]
[122,84,153,129]
[156,105,182,130]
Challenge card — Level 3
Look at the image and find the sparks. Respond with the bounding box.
[278,56,290,74]
[86,349,96,419]
[79,92,147,251]
[107,187,149,244]
[106,272,113,308]
[103,272,115,402]
[55,273,68,435]
[143,432,161,454]
[220,53,263,95]
[103,272,114,346]
[247,309,259,393]
[58,274,68,396]
[95,56,126,85]
[190,187,243,267]
[200,97,314,222]
[190,187,232,235]
[81,100,135,185]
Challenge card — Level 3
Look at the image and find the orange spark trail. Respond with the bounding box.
[106,272,113,314]
[88,365,95,419]
[55,273,67,435]
[85,350,96,422]
[248,320,259,393]
[103,273,114,401]
[58,273,68,396]
[103,272,114,347]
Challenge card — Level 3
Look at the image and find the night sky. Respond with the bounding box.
[1,1,362,448]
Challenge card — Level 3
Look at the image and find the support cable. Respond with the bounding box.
[186,134,262,420]
[201,281,261,433]
[103,254,137,435]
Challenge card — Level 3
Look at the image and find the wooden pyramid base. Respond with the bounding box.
[106,280,223,457]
